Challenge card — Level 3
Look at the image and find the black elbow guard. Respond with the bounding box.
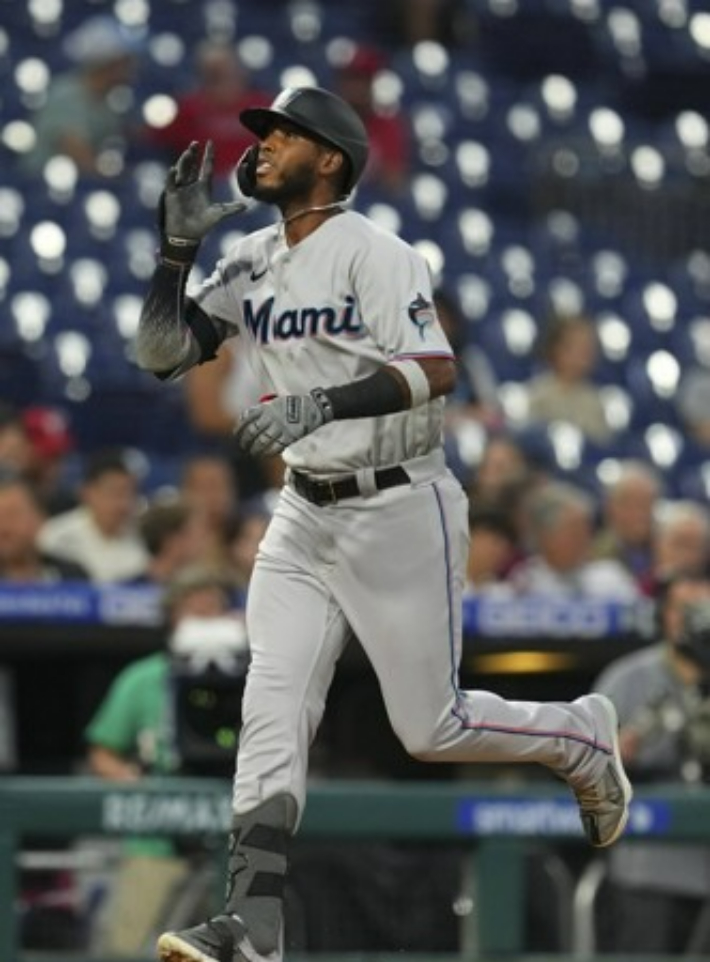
[185,299,220,363]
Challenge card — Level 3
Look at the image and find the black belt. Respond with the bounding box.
[290,466,410,506]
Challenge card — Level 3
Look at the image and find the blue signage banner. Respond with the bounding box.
[0,583,162,625]
[462,595,651,639]
[456,797,672,838]
[0,584,650,639]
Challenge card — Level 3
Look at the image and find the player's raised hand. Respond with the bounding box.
[235,391,334,456]
[159,141,246,266]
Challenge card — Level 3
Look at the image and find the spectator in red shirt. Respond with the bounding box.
[148,40,272,179]
[334,45,411,195]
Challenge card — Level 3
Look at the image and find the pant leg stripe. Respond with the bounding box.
[457,718,613,755]
[431,482,462,708]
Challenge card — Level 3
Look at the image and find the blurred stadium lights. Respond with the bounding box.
[597,313,632,363]
[238,35,274,71]
[569,0,601,24]
[411,173,448,220]
[371,71,405,114]
[133,162,167,209]
[43,156,79,203]
[676,110,709,149]
[413,239,445,284]
[124,228,157,280]
[30,221,66,272]
[596,457,624,487]
[644,422,683,468]
[12,292,51,342]
[363,203,401,235]
[279,64,317,90]
[55,331,91,378]
[452,418,488,469]
[545,209,581,247]
[412,104,449,144]
[547,276,585,315]
[588,107,625,151]
[646,350,680,397]
[148,32,186,68]
[657,0,687,30]
[630,145,665,189]
[488,0,519,17]
[592,250,628,299]
[412,41,450,83]
[0,189,25,237]
[506,103,542,143]
[689,13,710,54]
[500,245,536,298]
[599,385,632,432]
[454,71,490,121]
[607,7,643,58]
[497,382,530,425]
[455,141,491,189]
[501,307,537,356]
[13,57,50,109]
[85,191,122,240]
[142,94,178,129]
[115,0,151,27]
[458,208,494,256]
[288,0,323,43]
[642,282,678,330]
[1,121,35,156]
[113,294,143,339]
[0,259,10,297]
[540,75,578,124]
[547,421,584,471]
[28,0,62,29]
[70,259,107,307]
[457,274,493,322]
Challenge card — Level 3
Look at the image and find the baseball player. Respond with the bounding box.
[135,86,632,962]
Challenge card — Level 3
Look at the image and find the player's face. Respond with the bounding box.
[251,120,327,204]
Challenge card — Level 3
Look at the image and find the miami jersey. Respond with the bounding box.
[190,210,454,474]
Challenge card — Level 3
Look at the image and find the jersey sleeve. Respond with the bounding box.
[188,259,242,335]
[354,235,454,362]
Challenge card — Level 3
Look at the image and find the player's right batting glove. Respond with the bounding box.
[235,390,334,456]
[158,140,246,268]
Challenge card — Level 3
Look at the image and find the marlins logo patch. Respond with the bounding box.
[407,293,436,339]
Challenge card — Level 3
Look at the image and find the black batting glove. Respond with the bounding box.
[159,140,246,267]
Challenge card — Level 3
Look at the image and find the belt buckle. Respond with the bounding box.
[314,478,338,506]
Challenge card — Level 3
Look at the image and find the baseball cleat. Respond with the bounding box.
[157,914,252,962]
[571,693,633,848]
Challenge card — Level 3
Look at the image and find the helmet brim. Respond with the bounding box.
[240,106,319,143]
[240,106,282,138]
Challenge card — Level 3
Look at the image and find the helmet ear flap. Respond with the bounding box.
[236,144,259,197]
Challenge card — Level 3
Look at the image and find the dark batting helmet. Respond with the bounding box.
[240,86,369,193]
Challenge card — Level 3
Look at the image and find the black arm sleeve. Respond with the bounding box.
[137,263,219,379]
[322,367,408,420]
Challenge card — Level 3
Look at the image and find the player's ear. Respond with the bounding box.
[319,147,344,181]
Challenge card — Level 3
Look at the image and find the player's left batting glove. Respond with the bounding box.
[158,140,246,267]
[235,389,334,456]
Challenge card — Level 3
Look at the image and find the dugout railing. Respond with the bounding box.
[1,777,709,962]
